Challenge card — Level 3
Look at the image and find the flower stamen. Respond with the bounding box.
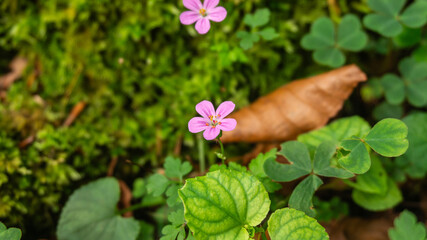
[199,8,207,17]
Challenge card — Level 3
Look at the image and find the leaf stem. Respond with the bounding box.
[117,202,146,215]
[197,134,206,173]
[216,135,226,165]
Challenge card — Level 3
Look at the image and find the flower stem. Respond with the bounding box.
[117,202,146,215]
[216,135,226,165]
[197,134,206,173]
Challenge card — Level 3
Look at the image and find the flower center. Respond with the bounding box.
[206,115,222,128]
[199,8,207,17]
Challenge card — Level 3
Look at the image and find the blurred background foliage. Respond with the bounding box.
[0,0,426,239]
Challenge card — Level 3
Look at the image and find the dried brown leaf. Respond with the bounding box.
[221,65,367,143]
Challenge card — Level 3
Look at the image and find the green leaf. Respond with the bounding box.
[164,156,192,180]
[413,45,427,62]
[237,31,260,50]
[339,139,371,174]
[401,112,427,178]
[373,102,403,121]
[289,175,323,217]
[363,118,409,157]
[267,208,329,240]
[249,148,277,178]
[313,142,354,179]
[132,178,146,198]
[165,184,181,207]
[301,17,335,50]
[147,173,170,196]
[229,162,248,172]
[137,221,154,240]
[313,48,346,68]
[57,178,140,240]
[344,154,387,194]
[381,74,405,105]
[0,222,22,240]
[264,141,312,182]
[367,0,405,16]
[337,14,368,51]
[393,27,422,48]
[243,8,271,28]
[352,178,402,211]
[258,27,279,40]
[298,116,371,154]
[363,14,402,37]
[388,210,427,240]
[179,170,270,240]
[400,0,427,28]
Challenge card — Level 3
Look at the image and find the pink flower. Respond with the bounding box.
[188,100,237,140]
[179,0,227,35]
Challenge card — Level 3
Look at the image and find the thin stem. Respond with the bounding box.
[197,134,206,173]
[216,135,226,165]
[117,202,146,215]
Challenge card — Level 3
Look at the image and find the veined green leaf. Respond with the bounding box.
[179,170,270,240]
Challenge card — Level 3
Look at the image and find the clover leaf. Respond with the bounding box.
[238,8,278,50]
[364,0,427,37]
[389,210,427,240]
[0,222,22,240]
[339,138,371,174]
[381,58,427,107]
[288,175,323,217]
[301,14,367,67]
[314,141,354,178]
[179,169,270,240]
[267,208,329,240]
[264,141,312,182]
[57,178,140,240]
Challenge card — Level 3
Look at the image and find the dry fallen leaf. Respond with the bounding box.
[221,65,367,143]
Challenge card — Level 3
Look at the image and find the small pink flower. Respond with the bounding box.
[179,0,227,34]
[188,100,237,140]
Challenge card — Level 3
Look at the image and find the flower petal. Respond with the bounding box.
[183,0,202,11]
[180,11,201,25]
[188,117,209,133]
[203,0,219,10]
[218,118,236,131]
[203,126,220,140]
[195,18,211,34]
[208,6,227,22]
[196,100,216,119]
[216,101,235,119]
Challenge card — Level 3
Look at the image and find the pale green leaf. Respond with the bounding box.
[164,156,192,180]
[313,48,345,68]
[364,118,409,157]
[249,148,277,178]
[0,222,22,240]
[243,8,271,28]
[352,178,402,211]
[389,210,427,240]
[179,170,270,240]
[363,14,402,37]
[57,178,140,240]
[289,175,323,217]
[339,139,371,174]
[298,116,371,154]
[313,142,354,179]
[147,173,170,196]
[344,154,387,194]
[267,208,329,240]
[259,27,279,40]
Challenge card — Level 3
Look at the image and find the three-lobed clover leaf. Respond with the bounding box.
[179,169,270,240]
[381,58,427,107]
[339,138,371,174]
[0,222,22,240]
[264,141,352,216]
[237,8,278,50]
[267,208,329,240]
[57,178,140,240]
[388,210,427,240]
[364,0,427,37]
[301,14,368,67]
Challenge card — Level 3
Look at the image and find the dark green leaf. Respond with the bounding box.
[381,74,405,105]
[373,102,403,121]
[289,175,323,217]
[243,8,271,28]
[313,142,354,179]
[400,0,427,28]
[146,174,170,196]
[337,14,368,51]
